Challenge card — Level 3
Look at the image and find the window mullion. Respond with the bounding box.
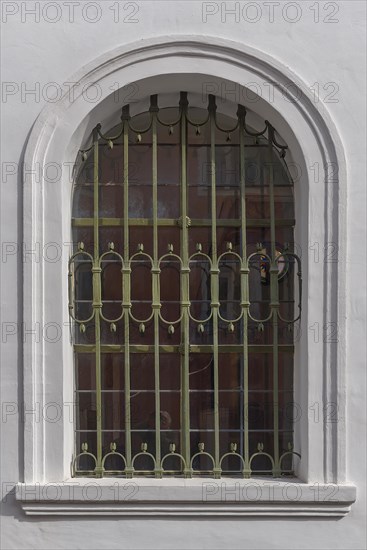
[150,96,162,477]
[179,92,191,477]
[92,124,103,476]
[267,124,281,477]
[122,108,133,477]
[209,95,221,478]
[238,106,251,478]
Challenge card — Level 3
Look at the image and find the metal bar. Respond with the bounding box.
[267,124,280,476]
[238,105,251,477]
[208,95,221,478]
[74,344,294,354]
[150,95,162,476]
[92,125,103,476]
[179,92,191,476]
[122,107,133,477]
[72,218,295,228]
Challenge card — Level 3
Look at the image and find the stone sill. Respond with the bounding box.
[16,479,357,517]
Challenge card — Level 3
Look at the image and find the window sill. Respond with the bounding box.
[16,479,356,517]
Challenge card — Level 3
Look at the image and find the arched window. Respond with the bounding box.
[69,92,301,478]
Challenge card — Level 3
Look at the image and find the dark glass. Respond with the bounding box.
[188,227,211,256]
[130,256,152,320]
[130,354,154,391]
[190,392,214,430]
[219,391,241,430]
[73,103,296,474]
[158,226,180,257]
[102,391,125,431]
[129,143,153,218]
[75,431,97,470]
[218,255,241,320]
[129,226,153,257]
[72,227,94,254]
[160,354,181,391]
[76,353,96,391]
[218,354,242,390]
[189,256,211,321]
[189,354,213,390]
[76,392,96,431]
[99,142,124,184]
[160,257,181,323]
[102,354,124,391]
[73,185,93,217]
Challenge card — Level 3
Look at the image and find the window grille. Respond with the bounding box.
[69,92,301,478]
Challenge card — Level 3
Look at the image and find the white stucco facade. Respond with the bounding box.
[1,1,366,549]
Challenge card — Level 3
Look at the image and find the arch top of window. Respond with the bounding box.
[75,92,292,184]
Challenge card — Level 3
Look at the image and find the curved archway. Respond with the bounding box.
[22,36,347,485]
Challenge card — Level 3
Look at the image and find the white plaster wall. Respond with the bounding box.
[1,1,366,548]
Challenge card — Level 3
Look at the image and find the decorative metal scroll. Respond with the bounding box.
[70,92,301,478]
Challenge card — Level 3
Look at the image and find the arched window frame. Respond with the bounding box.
[18,37,356,516]
[70,92,301,480]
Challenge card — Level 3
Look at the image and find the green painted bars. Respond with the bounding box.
[69,92,302,478]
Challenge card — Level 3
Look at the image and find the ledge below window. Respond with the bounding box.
[16,479,356,517]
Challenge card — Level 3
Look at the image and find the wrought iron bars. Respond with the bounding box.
[71,92,302,478]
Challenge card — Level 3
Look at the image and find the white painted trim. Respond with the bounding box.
[16,481,356,517]
[22,35,348,490]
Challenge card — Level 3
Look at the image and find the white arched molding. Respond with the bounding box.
[19,36,356,516]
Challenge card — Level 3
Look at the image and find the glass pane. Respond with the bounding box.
[130,226,153,257]
[101,258,123,320]
[72,227,94,254]
[76,353,95,391]
[216,145,240,219]
[218,255,241,320]
[102,354,124,391]
[130,256,152,320]
[248,392,274,430]
[76,392,96,431]
[189,354,213,391]
[188,227,211,256]
[102,392,125,431]
[73,185,93,217]
[99,184,123,217]
[158,144,180,218]
[219,391,241,430]
[129,140,152,217]
[189,256,211,321]
[160,354,181,391]
[190,432,214,471]
[75,432,97,469]
[99,142,123,184]
[218,354,242,390]
[99,227,124,254]
[248,353,273,391]
[187,141,211,219]
[131,354,154,391]
[158,226,180,257]
[190,392,214,430]
[217,227,241,255]
[130,391,155,430]
[160,257,181,323]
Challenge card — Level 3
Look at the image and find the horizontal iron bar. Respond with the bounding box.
[74,344,294,353]
[72,218,295,228]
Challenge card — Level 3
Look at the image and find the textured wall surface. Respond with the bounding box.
[1,1,366,548]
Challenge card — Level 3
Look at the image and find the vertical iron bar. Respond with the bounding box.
[267,124,280,476]
[238,106,251,477]
[208,95,221,478]
[179,92,191,476]
[93,125,103,476]
[121,107,133,477]
[150,95,162,477]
